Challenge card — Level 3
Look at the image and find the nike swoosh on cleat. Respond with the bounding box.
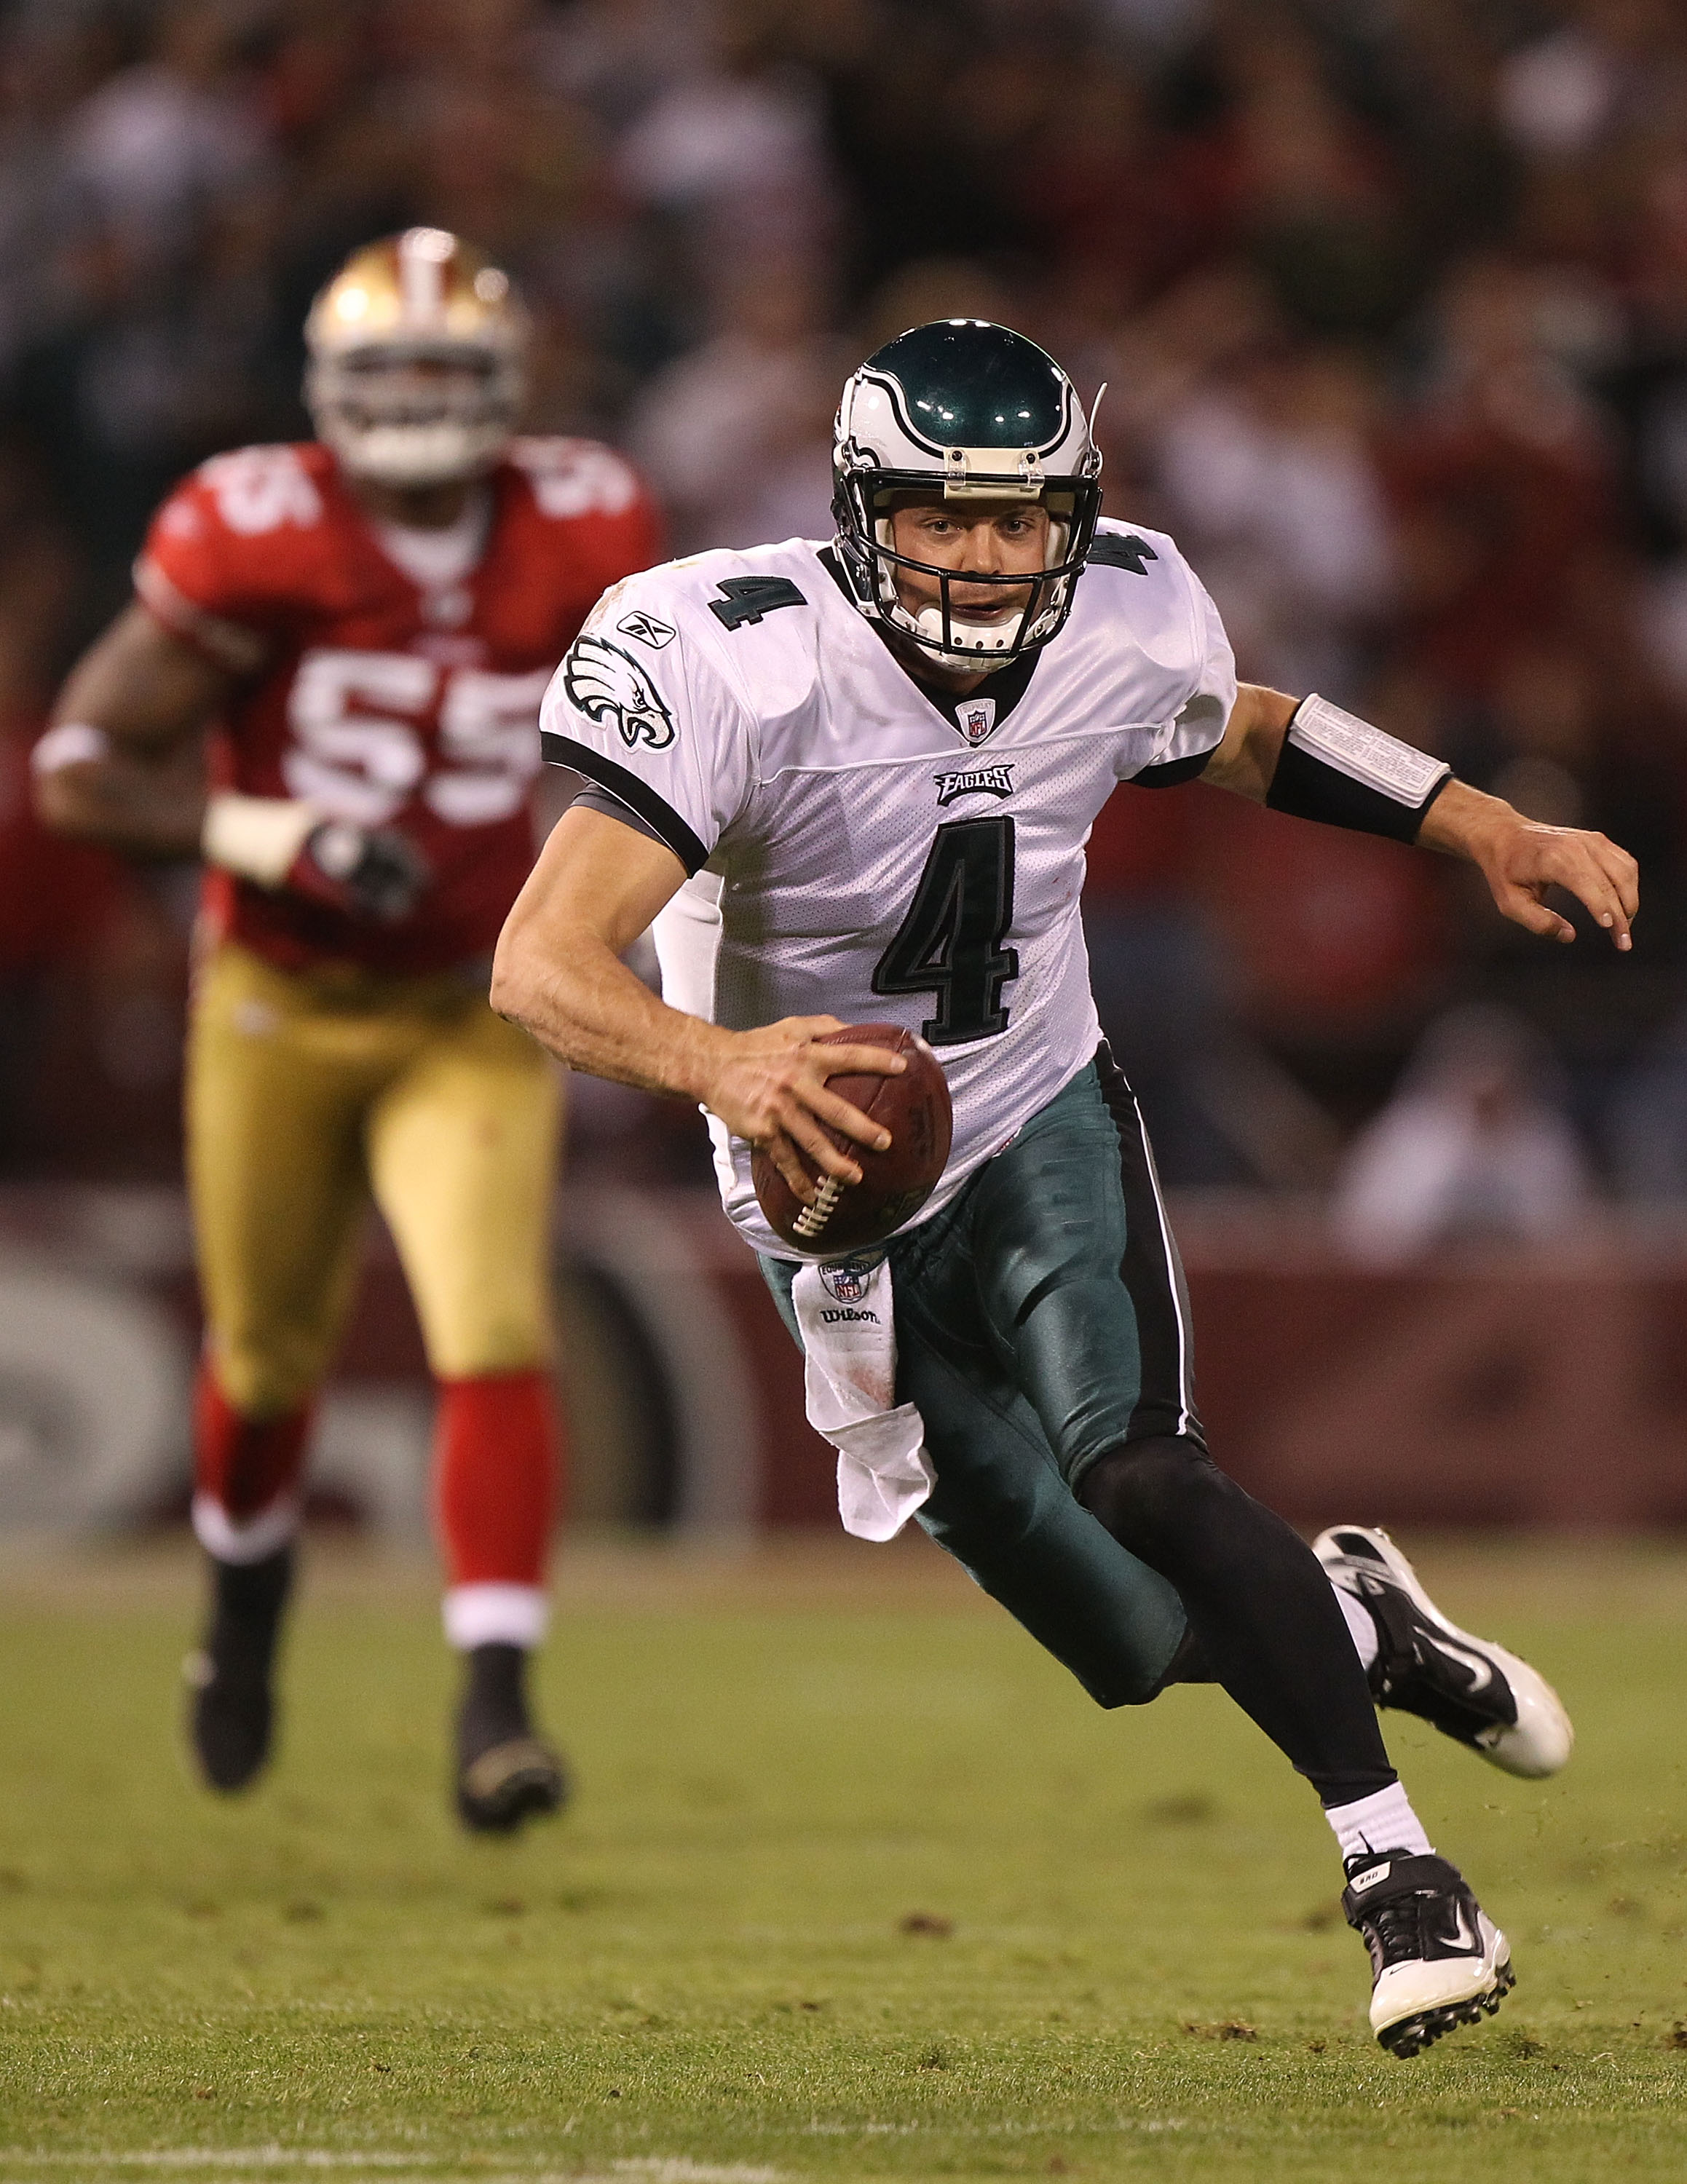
[1425,1637,1496,1693]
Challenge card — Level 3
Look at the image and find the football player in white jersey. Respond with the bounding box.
[491,321,1634,2057]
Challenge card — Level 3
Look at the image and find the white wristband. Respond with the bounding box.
[201,791,321,886]
[31,722,111,775]
[1288,694,1450,806]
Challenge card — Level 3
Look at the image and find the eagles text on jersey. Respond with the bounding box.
[540,519,1236,1257]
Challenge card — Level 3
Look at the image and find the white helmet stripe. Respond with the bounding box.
[398,228,454,326]
[304,229,529,486]
[830,320,1103,669]
[862,365,1074,462]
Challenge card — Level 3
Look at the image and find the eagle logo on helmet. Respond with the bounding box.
[562,635,677,751]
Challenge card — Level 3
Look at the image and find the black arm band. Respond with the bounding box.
[1265,694,1453,844]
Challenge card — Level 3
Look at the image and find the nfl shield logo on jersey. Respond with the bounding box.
[957,697,997,745]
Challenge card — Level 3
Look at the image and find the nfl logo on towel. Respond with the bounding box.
[820,1259,873,1304]
[957,697,997,745]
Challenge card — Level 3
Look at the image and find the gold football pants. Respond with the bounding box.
[187,942,561,1417]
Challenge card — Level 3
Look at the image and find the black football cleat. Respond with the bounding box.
[1314,1524,1573,1779]
[1343,1849,1514,2057]
[454,1642,569,1835]
[184,1545,293,1792]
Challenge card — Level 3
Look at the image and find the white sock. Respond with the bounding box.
[1335,1583,1380,1670]
[441,1582,549,1650]
[1325,1781,1433,1866]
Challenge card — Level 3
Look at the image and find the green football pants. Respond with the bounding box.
[762,1048,1196,1706]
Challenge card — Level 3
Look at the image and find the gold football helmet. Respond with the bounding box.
[304,229,531,487]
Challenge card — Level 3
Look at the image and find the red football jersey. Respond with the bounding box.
[136,438,663,975]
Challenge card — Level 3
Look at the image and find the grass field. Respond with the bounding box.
[0,1532,1683,2184]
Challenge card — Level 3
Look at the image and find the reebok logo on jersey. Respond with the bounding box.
[617,608,676,649]
[934,763,1015,806]
[563,634,676,751]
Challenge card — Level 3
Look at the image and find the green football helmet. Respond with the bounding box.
[831,319,1104,668]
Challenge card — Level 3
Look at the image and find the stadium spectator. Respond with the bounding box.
[1153,341,1399,702]
[627,246,839,552]
[1332,1003,1595,1261]
[3,0,1687,1189]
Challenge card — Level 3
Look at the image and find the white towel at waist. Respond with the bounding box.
[791,1256,933,1543]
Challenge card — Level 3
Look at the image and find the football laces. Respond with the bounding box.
[794,1173,846,1241]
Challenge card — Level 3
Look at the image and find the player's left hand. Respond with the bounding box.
[1426,786,1638,951]
[288,820,432,924]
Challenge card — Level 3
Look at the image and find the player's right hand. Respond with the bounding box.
[698,1015,906,1205]
[1421,784,1640,951]
[287,820,431,924]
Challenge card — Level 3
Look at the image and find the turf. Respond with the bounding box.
[0,1534,1683,2184]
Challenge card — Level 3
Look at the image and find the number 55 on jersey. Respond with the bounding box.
[140,435,662,974]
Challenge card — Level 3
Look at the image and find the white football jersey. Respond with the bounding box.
[540,518,1236,1257]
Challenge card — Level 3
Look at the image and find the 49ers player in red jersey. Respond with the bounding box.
[34,229,663,1831]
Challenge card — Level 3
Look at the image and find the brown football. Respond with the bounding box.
[751,1024,953,1256]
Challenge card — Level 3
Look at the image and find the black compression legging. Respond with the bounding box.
[1078,1435,1396,1808]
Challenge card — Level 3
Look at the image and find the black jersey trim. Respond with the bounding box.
[541,731,709,875]
[818,540,861,608]
[569,783,667,847]
[1131,748,1215,788]
[816,545,1043,735]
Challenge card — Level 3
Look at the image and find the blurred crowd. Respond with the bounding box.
[1,0,1687,1244]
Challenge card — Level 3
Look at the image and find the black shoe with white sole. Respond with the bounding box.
[1343,1850,1514,2057]
[454,1642,569,1835]
[1314,1524,1573,1779]
[184,1545,293,1792]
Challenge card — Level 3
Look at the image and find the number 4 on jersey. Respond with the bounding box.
[708,577,807,630]
[872,818,1019,1046]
